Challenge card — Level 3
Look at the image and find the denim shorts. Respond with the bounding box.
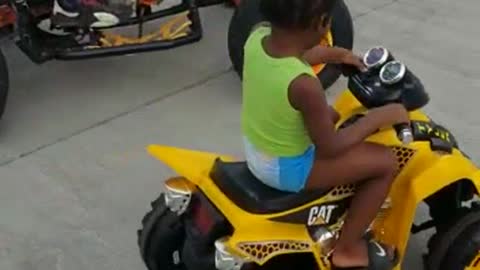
[243,137,315,192]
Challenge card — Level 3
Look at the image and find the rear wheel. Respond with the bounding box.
[426,205,480,270]
[137,194,187,270]
[227,0,354,90]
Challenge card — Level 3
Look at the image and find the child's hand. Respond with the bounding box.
[341,51,367,72]
[304,47,366,71]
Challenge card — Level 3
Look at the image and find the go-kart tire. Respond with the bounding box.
[137,194,187,270]
[426,205,480,270]
[0,49,9,119]
[227,0,354,90]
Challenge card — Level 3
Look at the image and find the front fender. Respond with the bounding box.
[471,170,480,194]
[379,151,480,269]
[410,151,480,202]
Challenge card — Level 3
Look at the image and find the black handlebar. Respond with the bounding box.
[337,64,362,77]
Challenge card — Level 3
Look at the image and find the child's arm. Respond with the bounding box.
[303,46,366,72]
[329,106,340,124]
[289,75,409,158]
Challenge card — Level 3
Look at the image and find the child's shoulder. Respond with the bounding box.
[246,24,271,43]
[244,25,270,59]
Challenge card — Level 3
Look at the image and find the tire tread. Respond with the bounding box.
[137,194,185,270]
[426,207,480,270]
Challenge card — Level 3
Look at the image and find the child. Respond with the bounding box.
[241,0,409,268]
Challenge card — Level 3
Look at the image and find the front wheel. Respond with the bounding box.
[137,194,187,270]
[426,205,480,270]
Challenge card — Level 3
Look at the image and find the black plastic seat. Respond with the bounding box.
[209,159,330,214]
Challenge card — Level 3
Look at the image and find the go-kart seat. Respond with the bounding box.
[209,158,331,214]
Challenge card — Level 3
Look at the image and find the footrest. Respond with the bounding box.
[55,8,202,60]
[96,11,191,47]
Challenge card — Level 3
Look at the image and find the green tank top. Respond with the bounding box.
[241,26,316,157]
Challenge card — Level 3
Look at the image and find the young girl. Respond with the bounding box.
[241,0,410,269]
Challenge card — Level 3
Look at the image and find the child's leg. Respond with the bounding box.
[306,142,397,267]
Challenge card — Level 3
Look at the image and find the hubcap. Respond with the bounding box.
[466,251,480,270]
[312,29,333,75]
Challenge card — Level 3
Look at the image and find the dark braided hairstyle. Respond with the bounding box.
[260,0,336,30]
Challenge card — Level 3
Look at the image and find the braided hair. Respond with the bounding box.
[260,0,336,30]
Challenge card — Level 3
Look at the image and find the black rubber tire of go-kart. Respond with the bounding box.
[426,205,480,270]
[227,0,354,90]
[0,49,9,119]
[137,194,187,270]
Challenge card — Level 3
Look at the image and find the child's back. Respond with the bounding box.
[241,26,318,192]
[242,26,315,157]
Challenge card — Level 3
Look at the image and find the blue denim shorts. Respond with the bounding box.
[243,137,315,192]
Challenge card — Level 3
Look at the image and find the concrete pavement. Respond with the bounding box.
[0,0,479,269]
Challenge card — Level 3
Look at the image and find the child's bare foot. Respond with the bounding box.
[331,239,397,268]
[332,240,368,268]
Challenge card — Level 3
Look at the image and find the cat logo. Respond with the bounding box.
[307,205,338,226]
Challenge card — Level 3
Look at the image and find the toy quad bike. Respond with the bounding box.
[137,46,480,270]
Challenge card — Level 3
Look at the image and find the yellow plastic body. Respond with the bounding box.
[466,252,480,270]
[147,89,480,270]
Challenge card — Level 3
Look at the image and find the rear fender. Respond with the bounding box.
[148,145,239,216]
[147,144,235,185]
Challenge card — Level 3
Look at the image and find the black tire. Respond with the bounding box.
[227,0,354,90]
[426,206,480,270]
[0,49,9,119]
[137,194,187,270]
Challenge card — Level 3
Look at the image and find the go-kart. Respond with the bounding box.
[137,46,480,270]
[0,0,354,122]
[0,0,228,119]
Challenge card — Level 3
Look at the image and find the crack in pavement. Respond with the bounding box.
[0,67,232,167]
[352,0,400,20]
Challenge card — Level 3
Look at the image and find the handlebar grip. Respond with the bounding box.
[395,123,413,145]
[336,64,361,77]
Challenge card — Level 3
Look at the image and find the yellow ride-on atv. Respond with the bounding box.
[137,46,480,270]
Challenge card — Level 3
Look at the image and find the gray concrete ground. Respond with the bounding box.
[0,0,479,269]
